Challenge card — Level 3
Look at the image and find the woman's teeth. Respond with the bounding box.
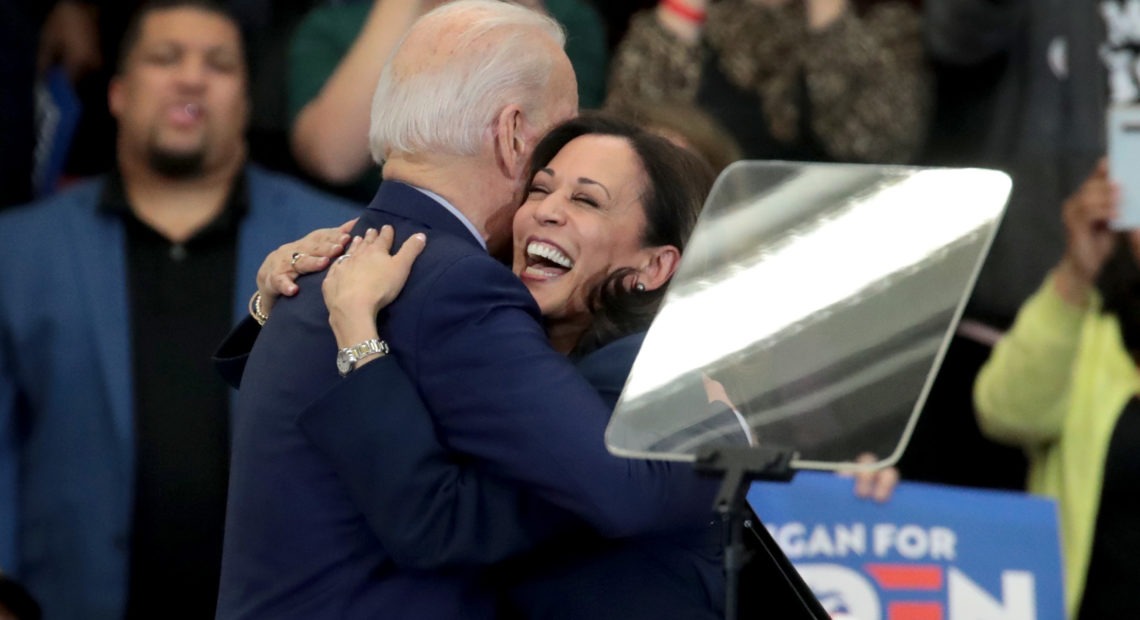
[526,241,573,268]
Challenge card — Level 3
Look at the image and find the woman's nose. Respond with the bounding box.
[534,195,566,225]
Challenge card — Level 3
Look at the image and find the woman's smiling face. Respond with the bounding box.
[511,134,654,325]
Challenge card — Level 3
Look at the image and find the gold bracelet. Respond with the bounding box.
[248,291,269,326]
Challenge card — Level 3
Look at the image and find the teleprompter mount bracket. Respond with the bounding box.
[694,445,829,620]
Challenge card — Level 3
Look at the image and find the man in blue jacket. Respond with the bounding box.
[0,2,357,618]
[216,1,718,618]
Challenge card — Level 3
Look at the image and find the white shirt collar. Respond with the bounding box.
[411,185,487,251]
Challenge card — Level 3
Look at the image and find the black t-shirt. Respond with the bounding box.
[100,170,243,619]
[1078,395,1140,619]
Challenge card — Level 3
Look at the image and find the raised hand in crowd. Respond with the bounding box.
[657,0,849,45]
[611,0,928,165]
[1055,158,1123,308]
[653,0,708,42]
[975,155,1140,617]
[291,0,457,184]
[801,0,848,31]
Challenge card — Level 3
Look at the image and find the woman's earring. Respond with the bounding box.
[634,282,646,292]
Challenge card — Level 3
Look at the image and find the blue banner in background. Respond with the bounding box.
[748,472,1065,620]
[34,66,81,198]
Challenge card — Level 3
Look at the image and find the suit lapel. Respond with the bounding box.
[68,200,134,458]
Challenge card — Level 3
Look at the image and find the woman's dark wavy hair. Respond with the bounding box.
[527,113,716,356]
[1097,234,1140,354]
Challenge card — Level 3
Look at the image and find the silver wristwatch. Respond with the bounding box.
[336,338,390,376]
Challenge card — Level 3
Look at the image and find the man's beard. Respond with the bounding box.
[146,144,206,179]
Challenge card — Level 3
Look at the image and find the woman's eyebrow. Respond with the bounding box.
[538,167,612,200]
[577,177,611,200]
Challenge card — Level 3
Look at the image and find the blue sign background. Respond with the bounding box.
[748,472,1065,619]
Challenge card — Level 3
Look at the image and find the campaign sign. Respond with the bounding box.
[748,473,1065,620]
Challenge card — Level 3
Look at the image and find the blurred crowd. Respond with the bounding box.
[1,1,1138,619]
[2,0,935,209]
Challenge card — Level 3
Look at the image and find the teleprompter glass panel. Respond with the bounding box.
[604,162,1011,470]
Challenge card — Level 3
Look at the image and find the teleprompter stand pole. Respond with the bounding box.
[694,446,830,620]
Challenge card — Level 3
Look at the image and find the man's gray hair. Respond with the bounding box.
[368,0,567,164]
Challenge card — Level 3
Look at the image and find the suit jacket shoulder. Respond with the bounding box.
[0,177,105,237]
[245,164,359,215]
[574,332,646,410]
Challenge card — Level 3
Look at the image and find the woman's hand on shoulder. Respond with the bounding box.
[256,218,357,316]
[323,226,427,347]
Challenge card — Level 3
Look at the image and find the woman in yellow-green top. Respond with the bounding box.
[975,159,1140,620]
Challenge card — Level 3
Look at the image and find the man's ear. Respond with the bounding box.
[493,104,529,180]
[636,245,682,291]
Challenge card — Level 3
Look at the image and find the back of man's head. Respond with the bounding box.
[368,0,571,165]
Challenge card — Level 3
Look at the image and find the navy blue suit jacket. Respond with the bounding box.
[0,166,358,620]
[291,332,724,620]
[216,182,717,619]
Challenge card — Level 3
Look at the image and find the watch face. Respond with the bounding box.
[336,351,354,376]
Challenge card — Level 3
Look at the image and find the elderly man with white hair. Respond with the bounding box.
[214,2,718,619]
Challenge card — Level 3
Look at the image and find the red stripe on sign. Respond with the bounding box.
[865,564,943,590]
[887,601,943,620]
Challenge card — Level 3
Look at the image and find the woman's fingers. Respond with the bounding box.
[338,217,359,234]
[269,272,300,297]
[324,229,428,311]
[393,233,427,272]
[258,222,355,298]
[289,220,357,271]
[844,453,900,504]
[333,236,364,267]
[293,253,332,275]
[869,465,901,503]
[373,225,393,252]
[296,223,354,261]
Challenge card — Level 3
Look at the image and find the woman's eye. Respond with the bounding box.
[527,185,549,196]
[573,194,599,208]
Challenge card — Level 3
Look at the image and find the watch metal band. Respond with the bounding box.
[348,338,389,360]
[337,338,390,376]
